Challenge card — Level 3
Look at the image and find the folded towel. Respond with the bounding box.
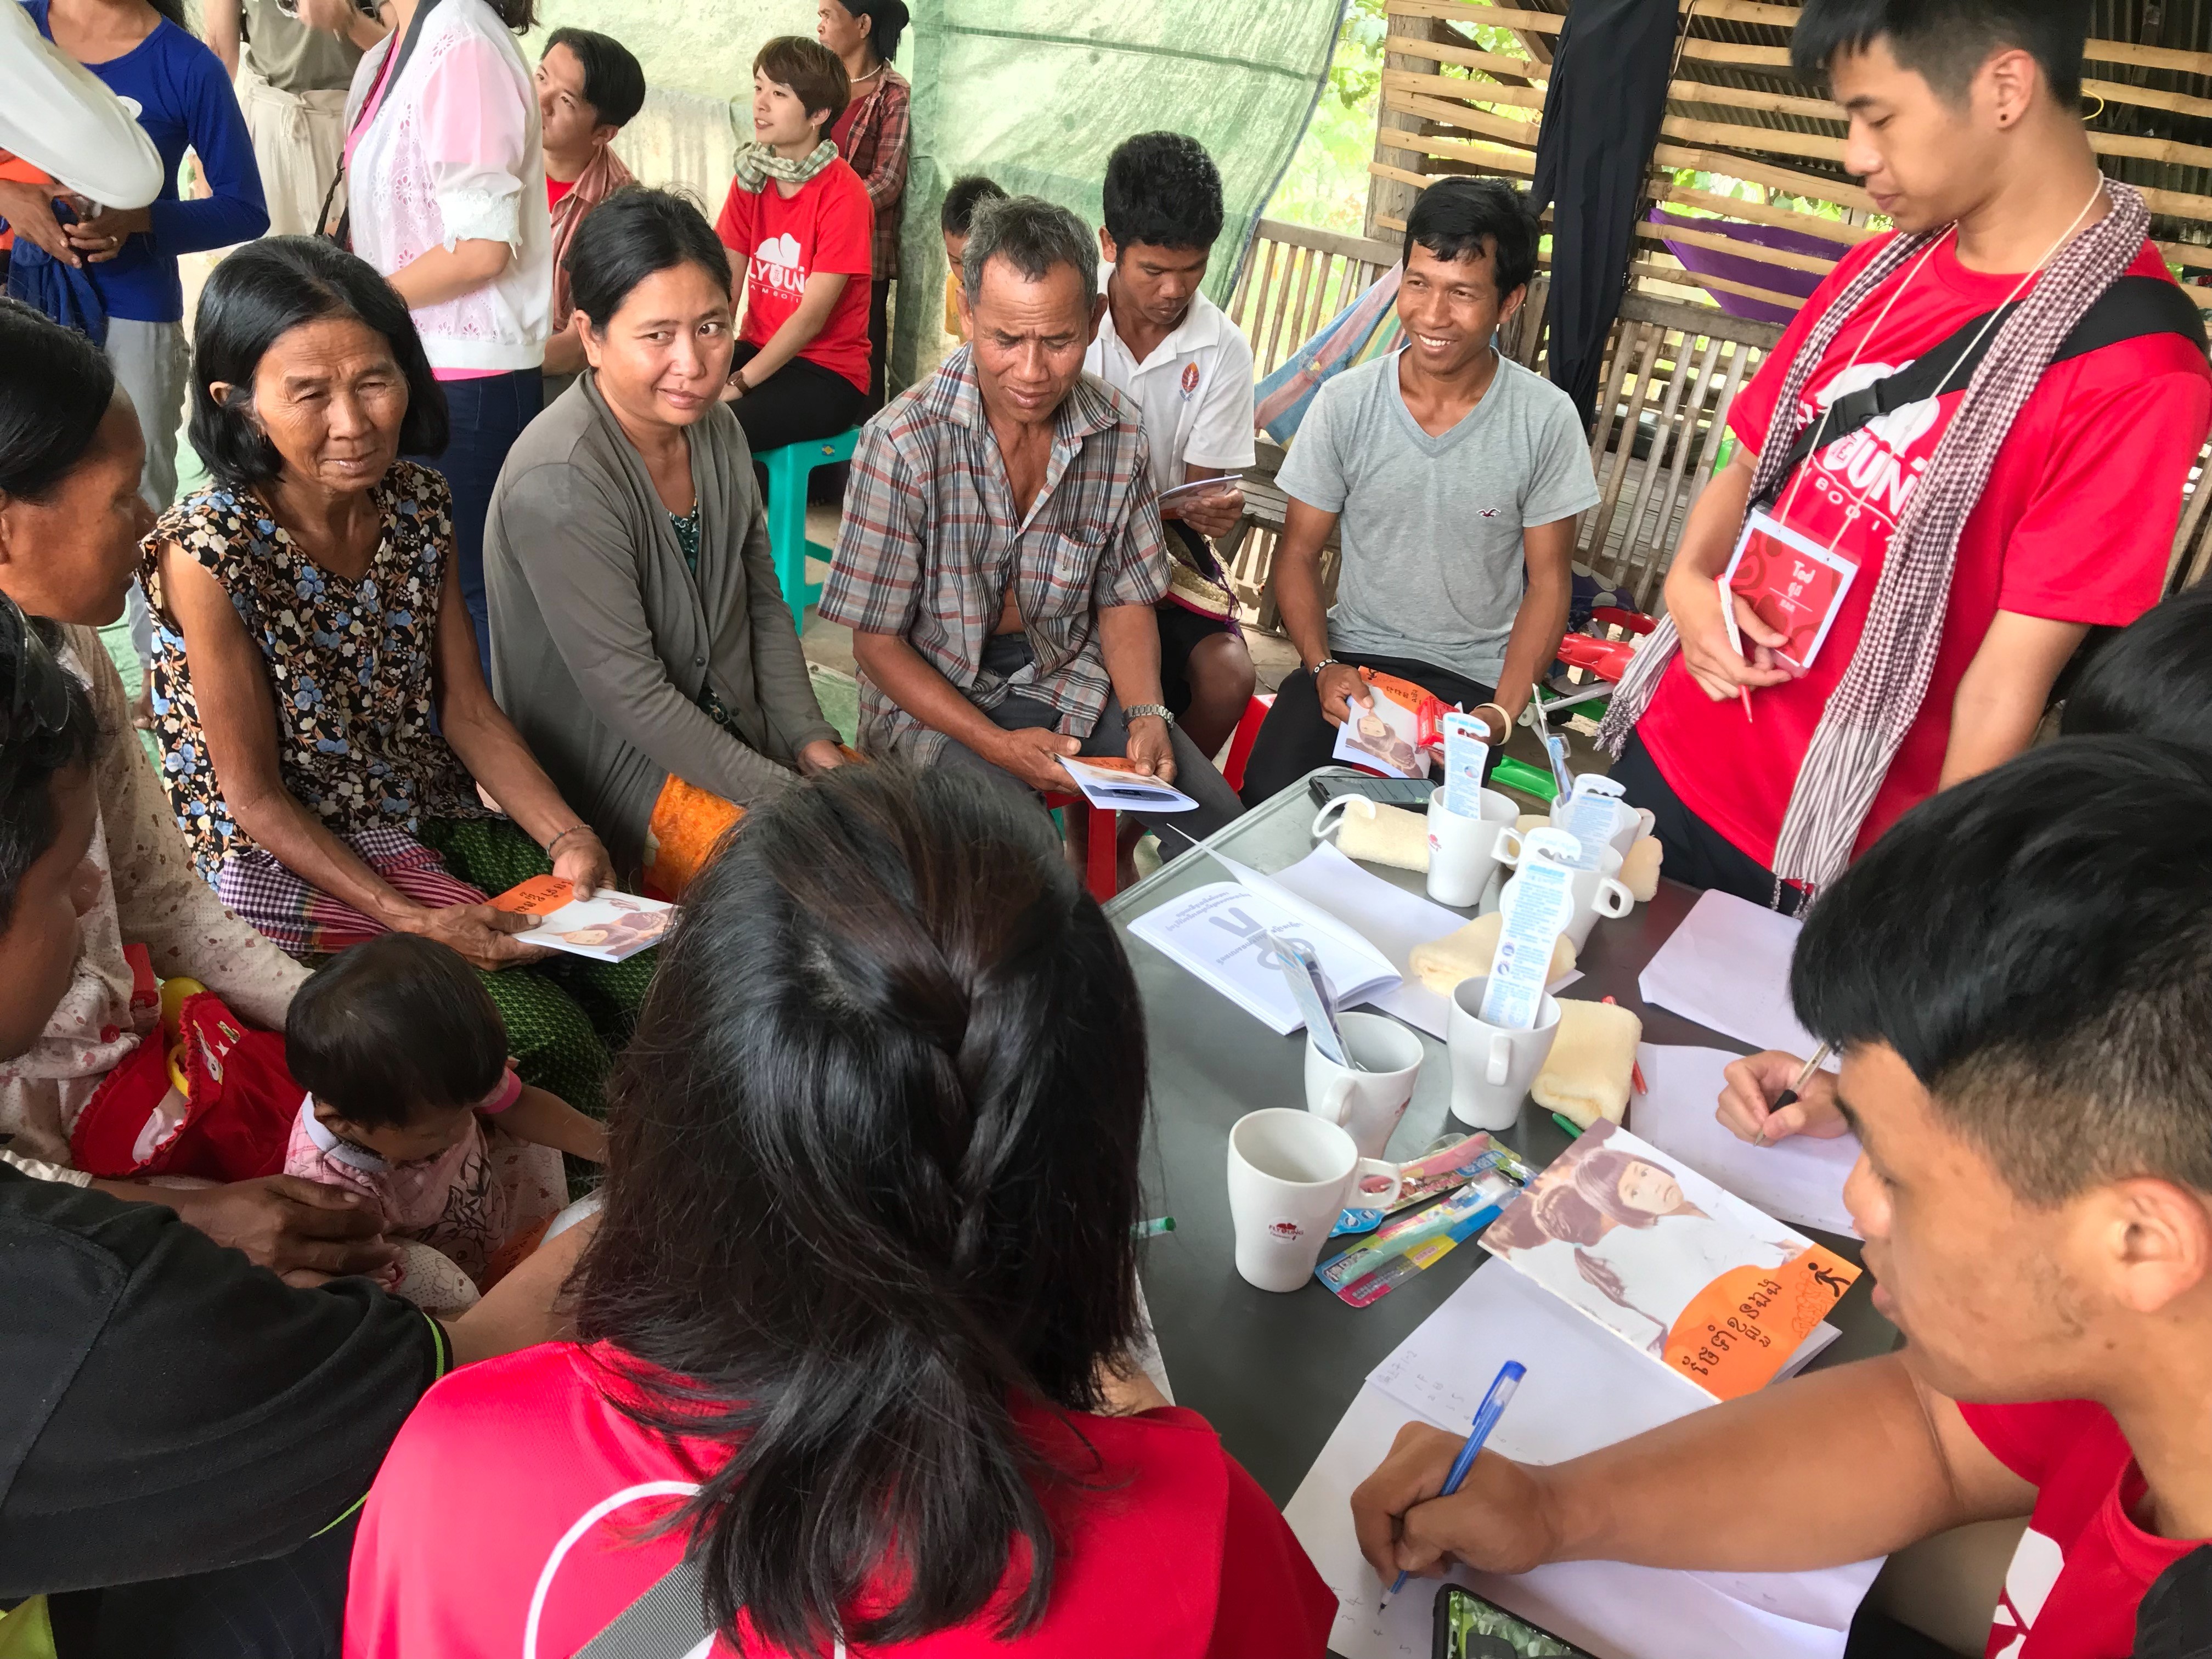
[1533,998,1643,1128]
[1622,835,1663,902]
[1408,911,1576,997]
[1325,795,1431,871]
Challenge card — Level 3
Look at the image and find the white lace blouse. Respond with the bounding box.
[342,0,550,373]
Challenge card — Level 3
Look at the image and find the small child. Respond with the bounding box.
[939,174,1006,342]
[283,933,608,1312]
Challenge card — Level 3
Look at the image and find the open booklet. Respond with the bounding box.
[487,876,675,964]
[1479,1120,1860,1402]
[1057,755,1199,813]
[1124,852,1401,1034]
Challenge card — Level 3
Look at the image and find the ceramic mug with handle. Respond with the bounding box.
[1226,1109,1405,1292]
[1304,1010,1424,1159]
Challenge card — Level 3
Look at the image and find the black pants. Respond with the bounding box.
[1610,732,1808,916]
[728,341,868,457]
[49,1512,355,1659]
[1238,651,1493,809]
[865,276,892,409]
[409,367,541,684]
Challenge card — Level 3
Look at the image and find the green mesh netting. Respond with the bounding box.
[527,0,1344,387]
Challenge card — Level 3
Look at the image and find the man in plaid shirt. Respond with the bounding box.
[821,195,1243,857]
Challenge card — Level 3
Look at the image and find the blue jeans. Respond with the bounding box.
[411,368,541,682]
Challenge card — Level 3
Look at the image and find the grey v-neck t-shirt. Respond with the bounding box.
[1277,349,1598,686]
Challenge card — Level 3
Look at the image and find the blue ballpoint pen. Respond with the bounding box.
[1379,1359,1528,1612]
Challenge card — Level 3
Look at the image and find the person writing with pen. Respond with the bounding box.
[1595,0,2211,915]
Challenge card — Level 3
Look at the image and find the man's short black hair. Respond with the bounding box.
[1792,0,2090,109]
[940,174,1006,238]
[1402,177,1539,300]
[1792,737,2212,1203]
[1102,131,1224,253]
[0,606,95,932]
[545,27,647,130]
[286,933,510,1131]
[2059,588,2212,754]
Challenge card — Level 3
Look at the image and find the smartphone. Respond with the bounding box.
[1307,772,1436,811]
[1432,1585,1596,1659]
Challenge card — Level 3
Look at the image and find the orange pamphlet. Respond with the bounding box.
[1479,1119,1859,1400]
[487,878,675,963]
[1331,669,1448,780]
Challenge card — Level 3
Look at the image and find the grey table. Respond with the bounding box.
[1108,774,1894,1508]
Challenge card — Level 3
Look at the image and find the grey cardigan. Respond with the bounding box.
[484,375,838,873]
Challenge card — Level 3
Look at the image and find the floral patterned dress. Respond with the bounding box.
[142,462,486,889]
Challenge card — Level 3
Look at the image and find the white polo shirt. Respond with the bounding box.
[1084,262,1258,498]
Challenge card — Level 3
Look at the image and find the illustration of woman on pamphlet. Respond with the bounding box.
[1486,1142,1795,1355]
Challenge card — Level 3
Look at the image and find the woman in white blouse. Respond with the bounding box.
[331,0,550,682]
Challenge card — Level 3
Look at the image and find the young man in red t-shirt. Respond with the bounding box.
[1352,736,2212,1659]
[1606,0,2211,911]
[712,35,874,456]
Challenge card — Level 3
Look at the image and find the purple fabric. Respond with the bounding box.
[1648,208,1854,326]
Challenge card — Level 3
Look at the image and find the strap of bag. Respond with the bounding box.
[317,0,443,245]
[574,1556,715,1659]
[1753,273,2208,511]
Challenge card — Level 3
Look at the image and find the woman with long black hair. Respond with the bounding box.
[346,764,1337,1658]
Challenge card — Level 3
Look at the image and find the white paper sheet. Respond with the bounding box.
[1283,1263,1881,1659]
[1630,1044,1864,1239]
[1637,889,1820,1058]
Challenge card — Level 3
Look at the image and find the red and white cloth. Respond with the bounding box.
[345,1342,1337,1658]
[213,826,486,958]
[1960,1398,2206,1657]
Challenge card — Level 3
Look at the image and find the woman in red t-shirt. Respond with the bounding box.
[711,36,874,457]
[343,764,1338,1659]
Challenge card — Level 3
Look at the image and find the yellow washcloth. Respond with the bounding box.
[1533,998,1643,1128]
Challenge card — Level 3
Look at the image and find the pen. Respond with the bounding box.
[1716,575,1756,725]
[1380,1359,1527,1611]
[1756,1042,1833,1147]
[1133,1216,1176,1238]
[1550,1110,1583,1138]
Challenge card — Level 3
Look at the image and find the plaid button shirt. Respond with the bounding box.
[831,64,910,280]
[820,347,1171,764]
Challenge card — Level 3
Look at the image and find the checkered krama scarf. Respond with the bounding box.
[1598,182,2152,889]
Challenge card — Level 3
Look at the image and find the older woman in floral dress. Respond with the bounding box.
[142,236,647,1113]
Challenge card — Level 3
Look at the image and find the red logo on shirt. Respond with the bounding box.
[1180,360,1201,399]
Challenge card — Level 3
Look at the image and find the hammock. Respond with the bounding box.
[1252,264,1404,443]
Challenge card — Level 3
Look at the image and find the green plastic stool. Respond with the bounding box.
[758,427,860,615]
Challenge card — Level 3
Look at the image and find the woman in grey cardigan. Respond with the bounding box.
[486,188,844,891]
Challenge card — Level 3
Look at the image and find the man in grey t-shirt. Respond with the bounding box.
[1238,178,1599,806]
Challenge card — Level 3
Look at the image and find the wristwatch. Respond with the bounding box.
[1124,703,1175,725]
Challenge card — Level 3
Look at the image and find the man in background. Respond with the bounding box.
[538,26,645,397]
[207,0,385,236]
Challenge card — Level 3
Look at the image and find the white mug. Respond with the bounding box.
[1499,835,1634,951]
[1446,975,1562,1132]
[1226,1109,1405,1293]
[1550,792,1657,858]
[1426,787,1518,909]
[1305,1011,1424,1159]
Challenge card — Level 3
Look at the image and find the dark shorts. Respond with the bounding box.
[1156,599,1233,720]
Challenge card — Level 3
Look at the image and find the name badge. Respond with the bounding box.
[1722,508,1861,673]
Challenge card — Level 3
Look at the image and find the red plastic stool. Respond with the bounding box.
[1220,692,1274,795]
[1044,793,1120,902]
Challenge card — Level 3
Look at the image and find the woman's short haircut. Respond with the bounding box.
[566,186,732,330]
[1102,131,1225,254]
[1792,0,2089,109]
[545,27,647,130]
[2059,587,2212,753]
[1792,736,2212,1204]
[188,236,448,492]
[939,174,1006,238]
[575,763,1149,1653]
[831,0,909,63]
[0,298,118,504]
[754,36,850,136]
[1402,176,1540,300]
[285,933,509,1130]
[961,195,1098,314]
[0,604,96,931]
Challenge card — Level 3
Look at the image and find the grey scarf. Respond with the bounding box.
[1598,182,2151,891]
[727,136,838,194]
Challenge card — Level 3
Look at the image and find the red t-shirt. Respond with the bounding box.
[1637,234,2212,870]
[343,1342,1336,1659]
[1960,1399,2205,1658]
[714,159,875,396]
[546,174,577,211]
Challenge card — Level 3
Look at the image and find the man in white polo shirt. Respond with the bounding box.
[1085,131,1258,763]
